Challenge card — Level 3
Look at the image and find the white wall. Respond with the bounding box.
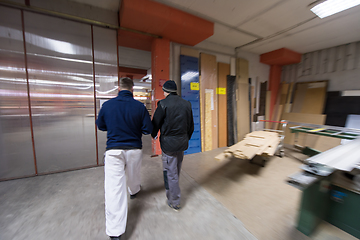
[118,46,151,70]
[170,42,181,90]
[282,41,360,92]
[235,49,270,84]
[195,41,235,62]
[170,40,270,91]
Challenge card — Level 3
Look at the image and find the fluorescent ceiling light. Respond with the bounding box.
[141,74,152,82]
[310,0,360,18]
[181,71,199,81]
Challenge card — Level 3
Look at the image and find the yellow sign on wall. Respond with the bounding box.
[216,88,226,95]
[190,82,199,90]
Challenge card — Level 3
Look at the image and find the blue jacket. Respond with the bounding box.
[96,90,153,150]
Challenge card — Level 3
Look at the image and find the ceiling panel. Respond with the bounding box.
[241,5,360,54]
[70,0,360,55]
[156,0,280,28]
[239,0,316,37]
[205,23,257,48]
[185,0,278,26]
[70,0,120,11]
[154,0,360,54]
[159,0,196,8]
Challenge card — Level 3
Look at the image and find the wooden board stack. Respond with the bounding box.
[215,131,280,161]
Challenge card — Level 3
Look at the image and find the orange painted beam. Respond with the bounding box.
[119,67,147,75]
[118,29,153,51]
[260,48,301,65]
[120,0,214,46]
[269,65,282,119]
[151,38,170,155]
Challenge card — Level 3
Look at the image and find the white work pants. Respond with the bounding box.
[104,149,142,237]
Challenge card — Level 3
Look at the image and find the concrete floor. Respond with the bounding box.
[182,147,358,240]
[0,135,357,240]
[0,136,255,240]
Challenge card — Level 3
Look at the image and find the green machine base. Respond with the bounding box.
[326,185,360,239]
[296,177,331,235]
[296,178,360,239]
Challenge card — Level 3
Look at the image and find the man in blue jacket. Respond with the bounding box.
[96,77,153,240]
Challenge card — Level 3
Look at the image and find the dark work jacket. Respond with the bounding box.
[151,93,194,153]
[96,90,153,150]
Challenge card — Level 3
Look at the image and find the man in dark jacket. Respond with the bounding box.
[96,77,153,240]
[151,80,194,211]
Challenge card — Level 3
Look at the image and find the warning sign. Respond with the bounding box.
[216,88,226,95]
[190,82,199,90]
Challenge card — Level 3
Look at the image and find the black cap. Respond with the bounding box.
[162,80,177,93]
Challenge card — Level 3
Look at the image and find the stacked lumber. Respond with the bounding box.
[215,131,280,161]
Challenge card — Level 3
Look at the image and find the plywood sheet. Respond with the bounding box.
[236,58,249,84]
[286,82,294,104]
[274,105,284,129]
[280,83,289,104]
[214,152,227,161]
[236,58,249,140]
[279,83,291,123]
[284,103,292,114]
[205,89,213,151]
[301,83,326,114]
[251,86,255,123]
[259,81,267,116]
[271,88,281,129]
[180,47,199,58]
[265,91,271,129]
[200,53,218,151]
[291,81,328,114]
[200,76,204,151]
[291,83,307,113]
[281,112,326,146]
[237,82,250,140]
[217,62,229,148]
[314,136,341,152]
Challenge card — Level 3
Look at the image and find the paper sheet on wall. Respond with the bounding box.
[205,89,214,110]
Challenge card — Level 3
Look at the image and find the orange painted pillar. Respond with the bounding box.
[151,38,170,155]
[269,65,282,119]
[260,48,301,120]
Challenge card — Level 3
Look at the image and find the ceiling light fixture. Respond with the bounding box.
[310,0,360,18]
[141,74,152,83]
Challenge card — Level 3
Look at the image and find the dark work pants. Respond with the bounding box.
[162,151,184,206]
